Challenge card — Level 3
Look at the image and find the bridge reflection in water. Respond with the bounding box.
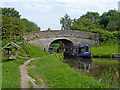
[64,57,120,87]
[64,58,93,72]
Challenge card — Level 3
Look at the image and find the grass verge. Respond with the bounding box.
[2,57,28,88]
[29,81,34,88]
[92,58,119,87]
[2,43,49,88]
[91,42,119,57]
[0,63,2,89]
[28,44,49,58]
[28,55,107,88]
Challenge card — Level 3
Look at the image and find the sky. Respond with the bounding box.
[0,0,119,30]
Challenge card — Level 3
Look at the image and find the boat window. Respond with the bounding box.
[86,46,89,52]
[79,47,84,53]
[65,48,69,51]
[65,47,72,52]
[72,48,76,52]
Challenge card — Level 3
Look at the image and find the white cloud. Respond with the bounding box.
[1,0,45,2]
[1,0,119,30]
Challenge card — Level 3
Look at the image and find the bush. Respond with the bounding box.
[90,29,120,42]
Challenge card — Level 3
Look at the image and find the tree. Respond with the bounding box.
[2,15,26,40]
[99,9,120,30]
[81,12,100,23]
[60,13,71,30]
[70,17,96,31]
[106,10,120,31]
[22,18,40,32]
[47,28,51,31]
[1,7,21,18]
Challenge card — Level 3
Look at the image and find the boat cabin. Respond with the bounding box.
[78,45,90,53]
[64,45,92,58]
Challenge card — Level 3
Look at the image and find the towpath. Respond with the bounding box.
[19,57,48,88]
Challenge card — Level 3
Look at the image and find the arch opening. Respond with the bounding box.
[48,39,74,53]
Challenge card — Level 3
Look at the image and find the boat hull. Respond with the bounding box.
[64,51,92,59]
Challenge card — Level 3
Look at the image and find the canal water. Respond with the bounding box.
[64,57,120,87]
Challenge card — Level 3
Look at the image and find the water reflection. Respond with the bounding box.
[64,57,120,87]
[64,58,93,72]
[79,59,92,72]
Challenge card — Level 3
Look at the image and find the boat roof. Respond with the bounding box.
[78,45,89,48]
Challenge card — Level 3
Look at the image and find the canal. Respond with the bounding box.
[64,57,120,88]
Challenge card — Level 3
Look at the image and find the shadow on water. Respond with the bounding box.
[64,56,120,88]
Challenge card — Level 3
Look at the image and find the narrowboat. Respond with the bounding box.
[64,45,92,58]
[77,45,92,58]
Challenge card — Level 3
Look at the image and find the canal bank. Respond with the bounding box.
[54,51,120,88]
[27,55,108,88]
[90,42,119,58]
[92,54,120,59]
[64,57,120,88]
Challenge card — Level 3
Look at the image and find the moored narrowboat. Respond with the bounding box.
[77,45,92,58]
[64,45,92,58]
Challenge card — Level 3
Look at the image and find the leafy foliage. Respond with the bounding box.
[1,7,21,18]
[2,15,26,41]
[22,18,40,32]
[1,7,41,43]
[60,9,120,42]
[51,41,64,52]
[70,17,96,31]
[99,10,120,31]
[81,11,100,23]
[60,13,71,30]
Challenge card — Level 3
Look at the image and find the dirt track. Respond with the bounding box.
[19,57,48,88]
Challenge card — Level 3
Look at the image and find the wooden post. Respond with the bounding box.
[15,48,18,56]
[7,49,9,54]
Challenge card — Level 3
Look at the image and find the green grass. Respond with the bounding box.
[0,63,2,89]
[92,58,120,87]
[35,80,42,87]
[29,81,34,88]
[2,43,49,88]
[3,42,117,88]
[0,41,2,89]
[28,44,49,58]
[54,53,64,62]
[93,58,119,65]
[91,42,119,57]
[2,57,28,88]
[28,55,107,88]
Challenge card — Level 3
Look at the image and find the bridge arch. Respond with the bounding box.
[27,30,99,52]
[49,39,74,47]
[48,38,74,53]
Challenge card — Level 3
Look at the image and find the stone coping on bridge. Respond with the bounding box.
[25,30,99,41]
[28,30,98,34]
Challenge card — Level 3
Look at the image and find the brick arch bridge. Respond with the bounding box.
[25,30,99,51]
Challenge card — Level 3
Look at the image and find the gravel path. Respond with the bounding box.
[19,57,48,88]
